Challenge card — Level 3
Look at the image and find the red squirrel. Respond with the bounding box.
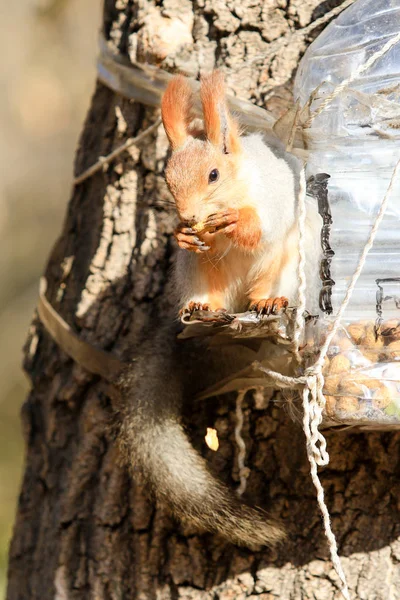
[116,72,322,551]
[162,71,322,318]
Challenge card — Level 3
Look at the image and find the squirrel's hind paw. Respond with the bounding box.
[180,301,212,317]
[180,303,231,323]
[250,297,288,316]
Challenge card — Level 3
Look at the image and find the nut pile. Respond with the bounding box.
[311,320,400,427]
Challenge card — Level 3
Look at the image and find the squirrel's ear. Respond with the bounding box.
[200,71,241,154]
[161,75,194,151]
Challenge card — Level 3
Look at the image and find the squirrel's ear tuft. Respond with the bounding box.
[161,75,194,151]
[200,70,241,154]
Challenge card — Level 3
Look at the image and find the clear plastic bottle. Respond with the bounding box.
[294,0,400,428]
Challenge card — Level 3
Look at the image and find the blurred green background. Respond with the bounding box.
[0,0,101,596]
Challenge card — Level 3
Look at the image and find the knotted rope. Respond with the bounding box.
[235,157,399,600]
[232,28,400,597]
[259,158,399,600]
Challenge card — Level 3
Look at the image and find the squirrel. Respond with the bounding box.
[117,71,322,549]
[162,71,322,318]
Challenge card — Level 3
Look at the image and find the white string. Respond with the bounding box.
[245,38,400,595]
[235,390,250,496]
[306,31,400,127]
[300,158,400,599]
[302,372,329,466]
[250,160,399,598]
[293,21,400,594]
[255,364,306,388]
[302,380,350,599]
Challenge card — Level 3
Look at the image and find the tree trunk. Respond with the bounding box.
[7,1,400,599]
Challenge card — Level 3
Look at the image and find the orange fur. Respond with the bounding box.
[249,226,297,304]
[161,76,194,150]
[200,71,241,154]
[226,206,262,251]
[164,140,243,223]
[202,258,228,310]
[249,256,281,304]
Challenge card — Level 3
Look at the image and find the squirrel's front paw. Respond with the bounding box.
[250,297,288,316]
[174,223,210,253]
[203,209,239,233]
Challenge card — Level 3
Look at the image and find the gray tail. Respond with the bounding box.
[117,334,284,548]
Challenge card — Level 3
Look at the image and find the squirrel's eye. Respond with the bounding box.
[208,168,219,184]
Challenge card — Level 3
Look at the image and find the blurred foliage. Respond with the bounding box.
[0,0,101,596]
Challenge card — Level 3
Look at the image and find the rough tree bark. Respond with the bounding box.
[7,1,400,599]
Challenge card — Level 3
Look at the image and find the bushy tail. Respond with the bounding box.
[117,332,284,548]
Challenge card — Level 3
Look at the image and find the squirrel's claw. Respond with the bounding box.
[203,209,239,233]
[250,297,289,316]
[180,301,211,317]
[179,303,232,324]
[174,224,210,253]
